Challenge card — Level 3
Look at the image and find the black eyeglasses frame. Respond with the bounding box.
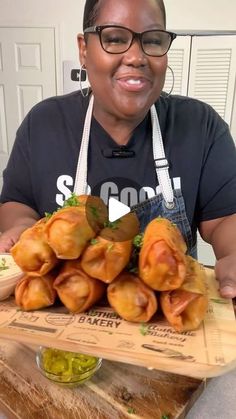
[84,25,177,57]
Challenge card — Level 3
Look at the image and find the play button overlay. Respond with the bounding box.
[108,197,130,222]
[89,176,153,241]
[100,211,140,242]
[101,197,139,242]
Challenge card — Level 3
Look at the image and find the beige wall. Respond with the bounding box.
[0,0,236,63]
[165,0,236,31]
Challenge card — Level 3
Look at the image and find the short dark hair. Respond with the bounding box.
[83,0,166,31]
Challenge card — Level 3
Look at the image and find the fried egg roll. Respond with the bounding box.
[11,218,58,276]
[107,271,158,322]
[15,271,57,311]
[53,260,106,313]
[81,238,132,283]
[139,218,187,291]
[81,212,139,283]
[160,256,208,332]
[44,195,108,259]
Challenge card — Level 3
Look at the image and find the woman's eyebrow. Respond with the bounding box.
[95,22,164,30]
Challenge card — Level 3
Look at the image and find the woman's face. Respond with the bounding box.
[78,0,167,121]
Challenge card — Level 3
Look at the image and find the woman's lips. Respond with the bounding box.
[116,77,150,92]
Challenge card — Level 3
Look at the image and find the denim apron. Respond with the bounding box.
[74,95,197,258]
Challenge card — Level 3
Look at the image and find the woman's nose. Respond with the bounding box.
[122,39,148,66]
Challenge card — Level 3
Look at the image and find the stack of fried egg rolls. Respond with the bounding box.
[11,198,208,331]
[160,255,208,332]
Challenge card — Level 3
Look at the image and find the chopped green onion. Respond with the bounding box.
[107,243,114,252]
[0,258,9,271]
[63,193,81,207]
[45,212,53,220]
[104,219,121,230]
[139,323,148,336]
[133,234,143,249]
[127,407,136,414]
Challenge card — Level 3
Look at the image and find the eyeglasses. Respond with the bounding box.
[84,25,177,57]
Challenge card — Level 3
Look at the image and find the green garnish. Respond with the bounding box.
[127,234,143,273]
[211,298,228,304]
[88,310,97,316]
[139,323,148,336]
[0,258,9,271]
[63,193,81,207]
[45,193,80,218]
[107,243,114,252]
[129,267,138,274]
[45,211,53,220]
[133,234,143,249]
[90,238,98,245]
[89,205,99,218]
[162,415,170,419]
[104,219,121,230]
[127,407,136,414]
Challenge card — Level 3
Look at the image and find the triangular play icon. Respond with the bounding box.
[108,198,130,222]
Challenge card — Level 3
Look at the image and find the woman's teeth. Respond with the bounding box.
[127,79,141,85]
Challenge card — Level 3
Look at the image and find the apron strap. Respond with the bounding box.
[150,104,174,208]
[73,95,174,209]
[73,94,94,195]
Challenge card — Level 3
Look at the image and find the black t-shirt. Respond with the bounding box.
[1,91,236,234]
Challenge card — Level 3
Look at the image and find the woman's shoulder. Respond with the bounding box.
[157,94,227,129]
[158,93,216,113]
[28,90,89,117]
[16,91,91,136]
[157,92,213,109]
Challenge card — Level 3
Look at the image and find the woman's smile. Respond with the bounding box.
[115,74,151,93]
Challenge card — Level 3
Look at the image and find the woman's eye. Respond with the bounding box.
[143,38,162,46]
[103,36,127,45]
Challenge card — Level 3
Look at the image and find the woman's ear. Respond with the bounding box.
[77,34,87,66]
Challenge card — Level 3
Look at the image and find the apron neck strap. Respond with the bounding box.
[150,104,174,208]
[73,94,94,195]
[74,95,174,208]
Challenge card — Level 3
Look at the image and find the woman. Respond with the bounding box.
[0,0,236,298]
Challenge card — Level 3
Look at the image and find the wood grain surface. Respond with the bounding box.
[0,340,205,419]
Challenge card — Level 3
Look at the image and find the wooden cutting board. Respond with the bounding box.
[0,340,205,419]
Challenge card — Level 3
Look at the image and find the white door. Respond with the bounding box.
[0,27,57,189]
[188,35,236,126]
